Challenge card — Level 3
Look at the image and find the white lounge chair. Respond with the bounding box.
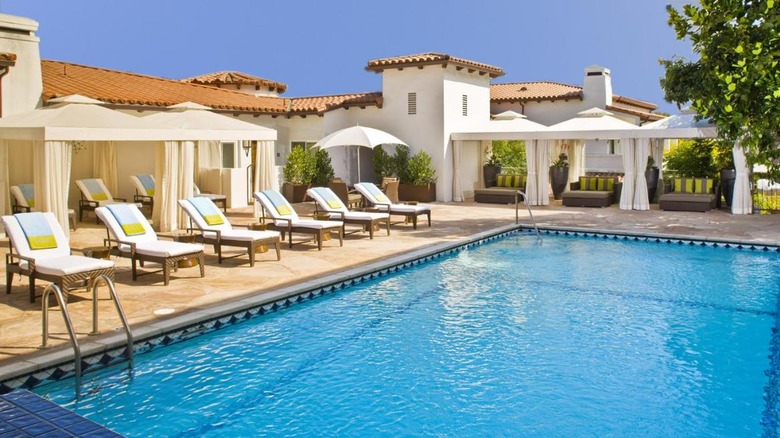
[10,183,76,230]
[2,212,114,302]
[306,186,390,239]
[96,204,205,285]
[253,189,344,250]
[75,178,136,223]
[129,174,155,213]
[178,197,281,266]
[353,182,432,229]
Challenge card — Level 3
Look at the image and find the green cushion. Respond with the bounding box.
[578,177,614,191]
[694,178,714,194]
[496,175,527,188]
[674,178,695,193]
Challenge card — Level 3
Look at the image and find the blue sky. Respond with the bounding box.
[0,0,695,114]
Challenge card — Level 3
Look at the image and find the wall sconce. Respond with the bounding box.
[242,141,253,157]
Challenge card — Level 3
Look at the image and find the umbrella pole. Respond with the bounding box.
[356,145,361,183]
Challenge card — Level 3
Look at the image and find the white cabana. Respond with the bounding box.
[142,102,277,231]
[450,111,549,204]
[545,108,652,209]
[0,95,159,234]
[637,113,752,214]
[0,97,278,234]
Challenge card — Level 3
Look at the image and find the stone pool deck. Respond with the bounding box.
[1,200,779,382]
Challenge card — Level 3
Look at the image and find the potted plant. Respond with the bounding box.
[282,147,316,202]
[312,148,335,187]
[645,155,660,203]
[549,152,569,200]
[399,150,437,202]
[371,145,395,183]
[483,150,502,188]
[713,141,736,207]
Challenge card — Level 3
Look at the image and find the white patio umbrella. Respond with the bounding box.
[313,125,407,182]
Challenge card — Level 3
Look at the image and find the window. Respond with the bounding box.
[608,140,623,155]
[221,142,235,167]
[408,92,417,115]
[291,141,316,151]
[462,95,468,116]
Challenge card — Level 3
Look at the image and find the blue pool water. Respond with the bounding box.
[38,233,780,437]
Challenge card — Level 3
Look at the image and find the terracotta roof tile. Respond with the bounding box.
[181,71,287,94]
[491,81,583,102]
[366,52,504,78]
[290,92,383,115]
[612,94,656,111]
[41,60,288,113]
[606,104,665,122]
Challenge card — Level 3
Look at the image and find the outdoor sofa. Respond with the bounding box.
[562,176,622,208]
[474,174,527,204]
[659,177,717,212]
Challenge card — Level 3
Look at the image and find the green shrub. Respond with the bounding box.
[406,150,437,185]
[372,145,395,182]
[394,144,411,184]
[312,148,335,186]
[282,147,316,185]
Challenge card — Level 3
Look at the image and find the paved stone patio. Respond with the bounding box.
[1,200,779,382]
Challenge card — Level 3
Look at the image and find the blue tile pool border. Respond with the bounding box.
[2,224,779,394]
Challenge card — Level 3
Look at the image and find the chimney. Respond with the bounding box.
[0,13,42,116]
[582,65,612,109]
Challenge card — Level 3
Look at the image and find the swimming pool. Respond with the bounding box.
[37,231,780,436]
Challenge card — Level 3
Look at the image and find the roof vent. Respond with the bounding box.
[519,87,527,91]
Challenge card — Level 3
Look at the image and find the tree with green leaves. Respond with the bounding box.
[491,140,527,174]
[660,1,780,177]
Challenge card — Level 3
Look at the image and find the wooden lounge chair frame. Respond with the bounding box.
[178,198,281,266]
[96,205,205,285]
[3,212,114,302]
[253,191,344,250]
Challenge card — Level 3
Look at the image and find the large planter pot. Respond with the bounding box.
[483,165,501,188]
[399,183,436,203]
[549,167,569,200]
[645,167,660,203]
[282,183,311,203]
[720,168,737,208]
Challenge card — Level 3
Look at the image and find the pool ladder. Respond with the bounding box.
[41,275,134,398]
[515,191,541,241]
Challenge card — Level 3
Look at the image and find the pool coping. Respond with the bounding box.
[1,223,778,393]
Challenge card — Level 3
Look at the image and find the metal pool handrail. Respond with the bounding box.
[41,284,82,397]
[515,190,541,241]
[41,275,133,398]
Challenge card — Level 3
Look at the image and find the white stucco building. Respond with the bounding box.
[0,12,663,208]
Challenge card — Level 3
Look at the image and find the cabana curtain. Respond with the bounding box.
[732,144,751,214]
[154,141,195,232]
[632,138,650,210]
[92,141,118,195]
[619,138,635,210]
[452,140,463,202]
[254,140,278,217]
[0,141,9,216]
[33,141,72,236]
[524,139,550,206]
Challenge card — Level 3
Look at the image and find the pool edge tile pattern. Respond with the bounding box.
[2,224,779,394]
[0,389,122,437]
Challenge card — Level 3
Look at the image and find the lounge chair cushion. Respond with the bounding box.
[218,229,280,243]
[82,179,109,201]
[133,240,204,258]
[34,255,114,276]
